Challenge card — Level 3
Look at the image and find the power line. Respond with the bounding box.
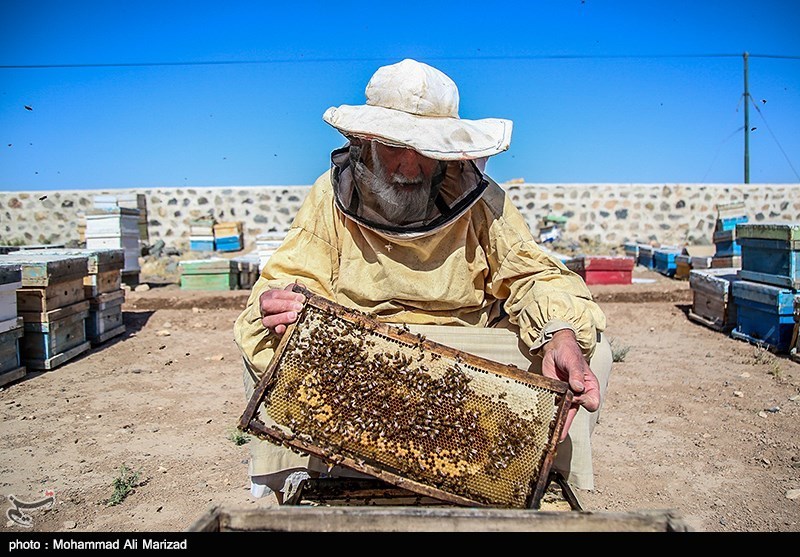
[749,96,800,181]
[1,53,799,70]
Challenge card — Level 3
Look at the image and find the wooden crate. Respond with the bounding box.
[0,264,22,322]
[0,317,25,385]
[189,236,215,252]
[687,268,740,332]
[637,245,654,269]
[188,505,693,532]
[21,303,90,370]
[711,255,741,269]
[713,229,742,257]
[16,277,86,314]
[214,235,243,252]
[565,256,634,285]
[654,249,680,277]
[240,285,573,510]
[0,254,88,287]
[675,255,691,280]
[791,297,800,364]
[180,273,238,291]
[87,289,126,345]
[84,269,122,298]
[736,222,800,290]
[730,280,797,353]
[12,247,124,275]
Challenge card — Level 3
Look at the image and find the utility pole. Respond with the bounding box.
[743,52,750,184]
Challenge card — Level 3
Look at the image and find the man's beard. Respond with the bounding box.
[356,147,434,225]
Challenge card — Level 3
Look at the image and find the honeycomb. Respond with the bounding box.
[243,286,572,509]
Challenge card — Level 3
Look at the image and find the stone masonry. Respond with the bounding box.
[1,183,798,251]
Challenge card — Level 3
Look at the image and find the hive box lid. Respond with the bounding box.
[565,256,635,271]
[736,222,800,245]
[0,254,88,286]
[731,280,796,313]
[682,245,716,258]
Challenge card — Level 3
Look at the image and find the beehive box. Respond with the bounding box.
[0,263,22,323]
[713,229,742,257]
[711,255,741,269]
[637,245,654,269]
[189,236,216,252]
[10,248,125,298]
[736,222,800,290]
[623,242,639,260]
[730,279,797,353]
[188,505,693,532]
[675,255,691,280]
[179,258,239,290]
[256,232,287,271]
[653,248,680,277]
[565,256,634,285]
[86,289,126,345]
[20,301,90,370]
[791,297,800,364]
[687,268,740,332]
[239,285,573,510]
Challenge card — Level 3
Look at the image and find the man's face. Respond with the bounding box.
[362,141,440,224]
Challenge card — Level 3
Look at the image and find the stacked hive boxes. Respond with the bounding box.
[13,248,126,346]
[675,246,715,280]
[729,222,799,353]
[189,217,216,251]
[84,205,141,287]
[0,263,25,386]
[711,202,747,269]
[115,193,149,248]
[636,244,654,270]
[231,254,261,290]
[213,221,244,252]
[0,253,91,370]
[565,255,635,285]
[179,258,239,290]
[255,232,287,271]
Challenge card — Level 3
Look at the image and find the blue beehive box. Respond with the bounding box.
[730,279,798,353]
[637,244,654,269]
[653,248,680,277]
[190,237,215,252]
[715,215,748,233]
[214,235,243,252]
[713,229,742,257]
[736,222,800,290]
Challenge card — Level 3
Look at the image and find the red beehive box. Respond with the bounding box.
[565,256,635,285]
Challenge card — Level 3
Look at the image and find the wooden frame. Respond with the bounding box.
[239,284,573,510]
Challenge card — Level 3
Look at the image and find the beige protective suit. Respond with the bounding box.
[233,162,610,493]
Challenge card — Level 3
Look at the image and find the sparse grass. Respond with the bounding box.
[750,344,785,380]
[228,428,250,446]
[609,338,631,362]
[106,464,144,507]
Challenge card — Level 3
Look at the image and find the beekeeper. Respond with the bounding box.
[233,58,612,503]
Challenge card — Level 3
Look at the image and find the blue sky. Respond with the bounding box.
[1,1,799,192]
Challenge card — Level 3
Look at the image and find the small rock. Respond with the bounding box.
[63,520,77,529]
[162,322,172,328]
[156,330,171,337]
[134,284,150,292]
[740,372,750,378]
[758,411,768,418]
[786,489,800,500]
[192,307,202,313]
[158,466,167,474]
[733,391,744,398]
[207,354,225,361]
[789,394,799,402]
[649,327,655,332]
[764,406,780,413]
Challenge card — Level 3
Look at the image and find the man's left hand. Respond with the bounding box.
[540,329,601,441]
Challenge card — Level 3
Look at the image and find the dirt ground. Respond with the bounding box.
[1,264,798,534]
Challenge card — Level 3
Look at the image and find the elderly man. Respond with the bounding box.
[234,58,611,504]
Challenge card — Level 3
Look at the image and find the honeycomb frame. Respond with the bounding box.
[239,284,573,509]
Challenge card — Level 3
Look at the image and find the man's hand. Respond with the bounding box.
[259,284,306,336]
[540,329,601,442]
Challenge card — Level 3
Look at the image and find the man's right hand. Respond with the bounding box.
[259,284,306,336]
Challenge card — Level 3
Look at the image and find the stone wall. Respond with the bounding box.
[1,183,798,251]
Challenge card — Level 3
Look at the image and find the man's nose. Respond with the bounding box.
[394,149,423,180]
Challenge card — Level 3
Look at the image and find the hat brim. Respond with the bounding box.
[323,104,512,161]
